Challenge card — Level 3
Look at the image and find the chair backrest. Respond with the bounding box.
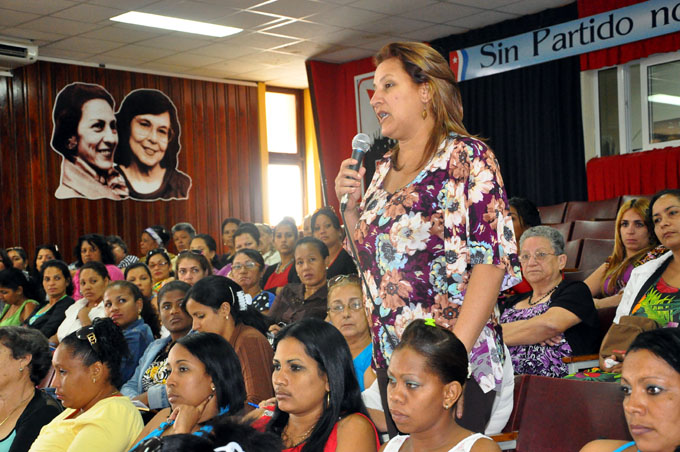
[564,239,583,269]
[538,202,567,224]
[502,374,531,433]
[598,306,618,343]
[579,239,615,270]
[546,222,574,242]
[571,220,616,241]
[563,267,596,283]
[621,194,652,207]
[515,376,632,452]
[565,198,621,222]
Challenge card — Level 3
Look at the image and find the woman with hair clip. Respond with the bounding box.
[335,42,520,434]
[253,317,379,451]
[175,251,212,286]
[184,275,274,406]
[71,234,124,300]
[382,319,500,452]
[140,226,172,261]
[29,318,143,452]
[0,268,39,327]
[25,260,75,338]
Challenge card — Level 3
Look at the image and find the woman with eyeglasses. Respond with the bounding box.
[30,318,143,452]
[327,274,374,392]
[114,89,190,201]
[175,251,212,287]
[500,226,599,377]
[147,249,175,299]
[232,249,275,313]
[71,234,124,300]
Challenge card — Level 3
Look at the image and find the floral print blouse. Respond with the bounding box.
[354,133,521,393]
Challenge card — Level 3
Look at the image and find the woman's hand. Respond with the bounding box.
[77,305,93,326]
[169,393,213,434]
[334,158,366,213]
[599,355,622,374]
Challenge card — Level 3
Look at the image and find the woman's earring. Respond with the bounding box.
[19,367,23,372]
[211,384,216,392]
[422,108,428,120]
[326,392,330,406]
[67,136,77,150]
[225,315,229,321]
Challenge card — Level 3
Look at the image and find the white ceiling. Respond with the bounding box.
[0,0,572,88]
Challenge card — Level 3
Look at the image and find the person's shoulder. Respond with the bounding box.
[469,435,501,452]
[337,412,376,438]
[579,439,633,452]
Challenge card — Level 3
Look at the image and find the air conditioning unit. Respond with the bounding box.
[0,40,38,70]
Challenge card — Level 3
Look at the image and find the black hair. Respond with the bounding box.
[61,317,129,388]
[106,280,161,338]
[647,189,680,242]
[32,244,63,270]
[80,261,110,282]
[157,280,191,308]
[0,249,11,270]
[114,89,181,171]
[275,217,299,241]
[185,275,269,335]
[191,234,222,269]
[233,223,261,247]
[176,251,213,276]
[41,259,74,296]
[395,319,468,385]
[508,197,542,229]
[107,235,129,254]
[233,248,265,270]
[0,326,52,385]
[311,207,341,232]
[171,222,196,236]
[74,234,116,267]
[174,332,245,415]
[124,262,152,281]
[143,225,171,247]
[52,82,116,161]
[0,267,40,301]
[146,248,175,279]
[295,237,329,259]
[221,217,242,232]
[6,247,28,267]
[268,318,368,452]
[628,328,680,375]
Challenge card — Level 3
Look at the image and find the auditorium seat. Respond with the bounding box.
[571,220,616,241]
[546,222,573,242]
[563,267,596,282]
[621,194,652,206]
[537,202,567,224]
[564,239,582,270]
[564,197,621,222]
[579,239,614,270]
[561,306,618,373]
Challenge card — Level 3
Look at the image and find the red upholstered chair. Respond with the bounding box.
[537,202,567,224]
[565,197,621,222]
[564,239,583,270]
[546,222,573,242]
[571,220,616,241]
[579,239,615,271]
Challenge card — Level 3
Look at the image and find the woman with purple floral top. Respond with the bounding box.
[335,42,521,435]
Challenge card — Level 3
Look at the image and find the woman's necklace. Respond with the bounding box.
[527,283,560,306]
[275,259,292,274]
[282,423,315,448]
[0,392,33,428]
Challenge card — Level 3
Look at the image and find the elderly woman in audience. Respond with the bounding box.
[263,217,299,292]
[0,327,62,452]
[268,237,330,334]
[256,223,280,266]
[0,268,39,327]
[585,198,662,309]
[185,276,273,406]
[382,319,500,452]
[253,318,379,451]
[57,261,110,342]
[121,281,193,409]
[312,207,357,279]
[6,247,29,272]
[147,248,175,297]
[103,281,155,382]
[600,190,680,373]
[232,223,261,253]
[175,251,212,286]
[232,249,275,313]
[221,217,241,263]
[171,222,195,253]
[327,274,375,391]
[581,328,680,452]
[190,234,223,272]
[107,236,139,270]
[140,226,172,261]
[131,332,247,446]
[25,260,75,338]
[72,233,124,300]
[30,318,143,452]
[500,226,599,377]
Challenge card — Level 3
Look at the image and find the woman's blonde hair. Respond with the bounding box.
[374,42,472,171]
[602,198,655,293]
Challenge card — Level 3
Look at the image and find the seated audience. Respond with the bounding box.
[25,260,76,338]
[232,223,260,253]
[6,247,29,272]
[311,207,357,279]
[171,222,196,253]
[147,249,175,297]
[256,223,280,266]
[121,281,193,409]
[175,251,212,286]
[125,263,154,304]
[263,217,299,292]
[383,319,500,452]
[220,217,241,264]
[30,318,143,452]
[185,276,274,406]
[231,249,274,313]
[0,327,62,452]
[585,198,663,309]
[103,281,154,382]
[0,249,12,272]
[500,226,599,377]
[0,268,39,327]
[131,332,246,446]
[326,274,374,391]
[268,237,330,334]
[254,318,379,451]
[190,234,223,272]
[139,226,172,262]
[32,244,63,275]
[57,261,110,342]
[601,190,680,373]
[71,234,124,299]
[107,236,139,269]
[580,328,680,452]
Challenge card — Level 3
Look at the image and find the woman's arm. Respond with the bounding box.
[133,408,170,444]
[20,302,38,323]
[501,306,581,346]
[336,413,378,452]
[593,292,624,309]
[580,439,633,452]
[584,263,608,297]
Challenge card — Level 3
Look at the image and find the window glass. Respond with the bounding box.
[267,164,303,225]
[265,92,297,154]
[629,64,642,151]
[598,68,620,156]
[647,60,680,144]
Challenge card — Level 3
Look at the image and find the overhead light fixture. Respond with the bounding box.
[110,11,242,38]
[648,94,680,107]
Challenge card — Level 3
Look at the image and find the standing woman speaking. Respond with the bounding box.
[335,42,521,433]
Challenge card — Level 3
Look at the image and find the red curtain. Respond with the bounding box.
[586,146,680,201]
[578,0,680,70]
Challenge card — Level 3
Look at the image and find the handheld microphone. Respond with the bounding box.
[340,133,372,212]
